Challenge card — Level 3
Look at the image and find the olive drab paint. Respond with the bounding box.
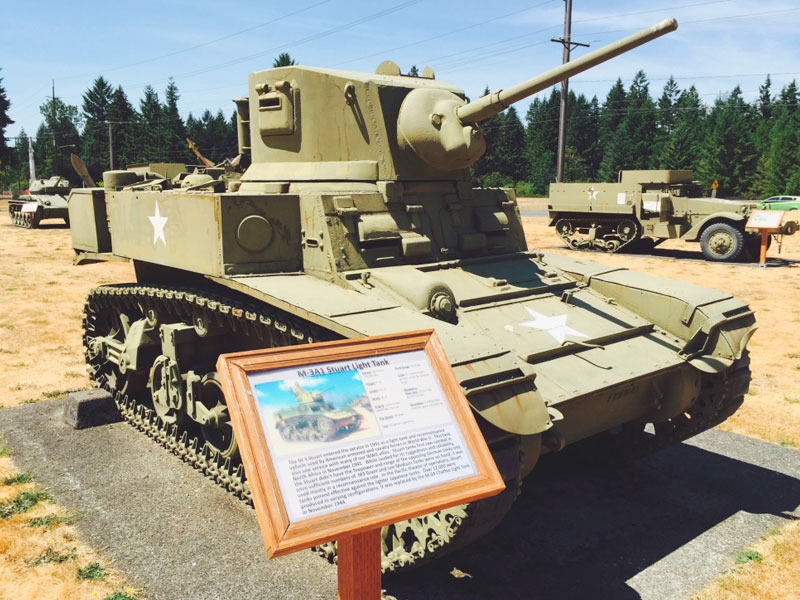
[548,169,799,261]
[67,18,757,572]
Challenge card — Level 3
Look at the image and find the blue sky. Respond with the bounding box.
[3,0,799,141]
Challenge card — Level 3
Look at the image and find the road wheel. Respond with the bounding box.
[700,222,744,261]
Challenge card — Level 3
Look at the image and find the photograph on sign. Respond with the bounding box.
[248,349,477,523]
[216,330,504,557]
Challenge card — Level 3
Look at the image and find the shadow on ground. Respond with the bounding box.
[385,435,800,600]
[0,401,798,600]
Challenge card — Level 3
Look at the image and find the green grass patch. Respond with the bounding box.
[28,547,77,566]
[104,593,137,600]
[3,471,32,485]
[0,489,50,519]
[27,514,71,528]
[42,388,82,399]
[0,439,10,456]
[736,550,763,564]
[778,439,796,448]
[77,561,106,580]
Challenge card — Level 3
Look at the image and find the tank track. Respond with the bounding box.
[554,216,641,253]
[82,284,522,573]
[8,203,38,228]
[588,351,751,460]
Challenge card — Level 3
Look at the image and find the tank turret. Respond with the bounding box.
[235,19,676,180]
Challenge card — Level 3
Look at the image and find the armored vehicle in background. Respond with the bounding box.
[274,383,362,442]
[9,176,72,228]
[548,169,799,261]
[68,19,756,571]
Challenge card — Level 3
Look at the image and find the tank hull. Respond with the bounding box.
[9,193,70,228]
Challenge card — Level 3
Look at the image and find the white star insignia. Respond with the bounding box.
[148,200,168,247]
[587,186,598,201]
[518,307,588,344]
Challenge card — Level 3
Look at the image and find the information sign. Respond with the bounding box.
[745,209,784,231]
[216,330,504,559]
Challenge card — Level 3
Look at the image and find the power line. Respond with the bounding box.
[167,0,426,81]
[57,1,332,82]
[327,0,559,69]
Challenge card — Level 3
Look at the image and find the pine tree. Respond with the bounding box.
[762,81,800,195]
[659,86,705,170]
[525,89,559,193]
[697,87,757,197]
[619,71,656,169]
[137,85,161,162]
[81,76,114,179]
[565,92,600,180]
[107,85,137,170]
[472,86,503,184]
[497,106,526,182]
[161,79,189,163]
[597,79,627,181]
[273,53,296,67]
[749,76,774,196]
[32,97,82,180]
[653,76,680,166]
[0,69,13,169]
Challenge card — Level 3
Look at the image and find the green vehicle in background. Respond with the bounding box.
[67,19,756,572]
[759,195,800,211]
[8,176,72,228]
[548,170,799,261]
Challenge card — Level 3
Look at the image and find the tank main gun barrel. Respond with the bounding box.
[456,18,678,125]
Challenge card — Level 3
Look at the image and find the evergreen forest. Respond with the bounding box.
[1,68,799,199]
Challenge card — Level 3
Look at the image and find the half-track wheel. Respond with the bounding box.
[700,222,745,262]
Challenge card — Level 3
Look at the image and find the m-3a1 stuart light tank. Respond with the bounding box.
[274,383,362,442]
[9,176,72,228]
[69,18,756,571]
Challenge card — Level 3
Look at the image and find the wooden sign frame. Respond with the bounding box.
[216,329,504,558]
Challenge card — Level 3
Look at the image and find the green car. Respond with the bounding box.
[759,195,800,211]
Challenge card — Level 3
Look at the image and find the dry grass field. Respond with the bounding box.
[0,196,797,599]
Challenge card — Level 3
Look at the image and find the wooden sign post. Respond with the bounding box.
[216,330,504,600]
[745,209,785,266]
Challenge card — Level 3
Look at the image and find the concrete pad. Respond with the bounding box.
[1,399,799,600]
[63,389,122,429]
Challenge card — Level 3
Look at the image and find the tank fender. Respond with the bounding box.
[681,212,745,241]
[541,253,757,373]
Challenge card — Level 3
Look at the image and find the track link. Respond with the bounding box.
[554,216,641,253]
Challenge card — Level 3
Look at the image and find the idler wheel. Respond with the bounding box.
[198,372,238,460]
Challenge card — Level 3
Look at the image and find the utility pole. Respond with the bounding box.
[551,0,588,183]
[107,122,114,170]
[104,121,135,171]
[51,80,58,174]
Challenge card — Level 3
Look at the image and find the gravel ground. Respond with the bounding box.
[0,399,797,600]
